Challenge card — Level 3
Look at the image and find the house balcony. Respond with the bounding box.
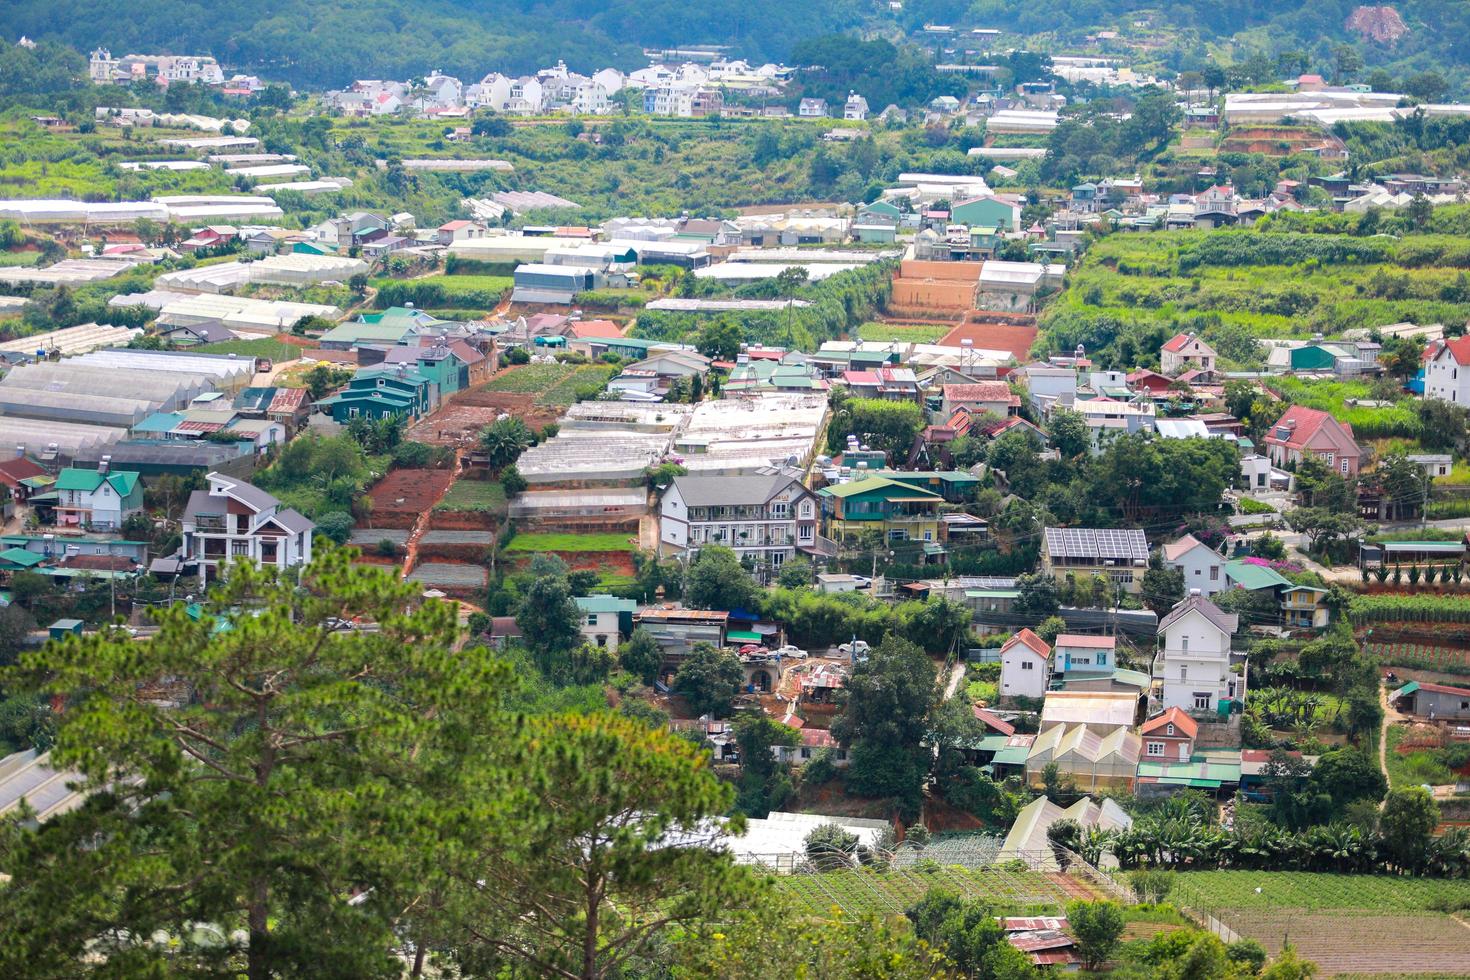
[193,515,228,532]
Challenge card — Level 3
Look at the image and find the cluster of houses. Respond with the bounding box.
[88,48,264,95]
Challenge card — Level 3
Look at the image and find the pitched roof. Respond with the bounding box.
[1158,592,1239,635]
[1162,332,1215,355]
[0,458,46,483]
[568,318,623,339]
[1141,706,1199,740]
[1002,627,1050,661]
[819,476,943,500]
[1162,533,1214,562]
[1433,335,1470,367]
[1224,559,1292,592]
[971,705,1016,735]
[1392,679,1470,699]
[54,468,139,497]
[670,472,800,507]
[1263,405,1357,454]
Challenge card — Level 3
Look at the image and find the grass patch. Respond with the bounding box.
[1172,871,1470,912]
[1384,724,1456,788]
[0,251,41,267]
[197,337,302,361]
[857,321,951,343]
[537,364,616,407]
[433,479,507,514]
[1236,496,1278,515]
[967,679,999,703]
[504,532,635,553]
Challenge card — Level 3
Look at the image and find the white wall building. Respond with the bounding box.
[999,628,1051,701]
[1161,534,1226,596]
[1154,593,1243,715]
[1425,336,1470,404]
[660,471,821,580]
[180,472,314,584]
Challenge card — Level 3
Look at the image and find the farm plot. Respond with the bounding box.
[1223,912,1470,976]
[504,532,635,553]
[365,468,455,528]
[433,479,507,515]
[537,364,616,407]
[772,864,1073,919]
[1173,871,1469,912]
[348,528,410,548]
[481,363,578,396]
[407,562,488,590]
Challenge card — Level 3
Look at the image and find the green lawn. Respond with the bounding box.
[857,321,951,343]
[504,532,636,553]
[197,337,302,361]
[0,251,41,267]
[1172,871,1470,912]
[967,680,999,704]
[433,479,507,514]
[1236,496,1278,515]
[773,864,1071,919]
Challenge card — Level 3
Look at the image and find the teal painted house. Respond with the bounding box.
[317,367,432,422]
[950,195,1021,232]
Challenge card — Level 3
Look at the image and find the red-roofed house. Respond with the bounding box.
[1000,628,1051,701]
[1160,332,1217,376]
[0,456,48,499]
[1140,707,1198,762]
[1424,335,1470,405]
[567,318,624,340]
[1262,405,1361,477]
[1296,73,1326,91]
[941,381,1020,419]
[1127,369,1175,394]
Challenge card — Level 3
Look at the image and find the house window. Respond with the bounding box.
[1021,660,1034,671]
[1210,566,1219,581]
[1182,637,1189,654]
[1180,665,1188,680]
[1193,693,1211,710]
[1166,724,1175,736]
[586,615,597,626]
[1147,742,1165,757]
[1096,653,1107,666]
[799,525,813,541]
[1341,458,1349,475]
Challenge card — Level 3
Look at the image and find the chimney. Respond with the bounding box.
[99,455,111,474]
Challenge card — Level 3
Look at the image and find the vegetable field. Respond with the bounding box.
[1349,594,1470,626]
[198,337,303,361]
[481,363,616,408]
[1173,871,1469,912]
[773,864,1076,918]
[1365,642,1470,675]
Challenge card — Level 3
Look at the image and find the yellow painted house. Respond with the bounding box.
[817,476,943,544]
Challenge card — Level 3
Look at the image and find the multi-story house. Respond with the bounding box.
[660,471,823,580]
[1424,336,1470,405]
[999,628,1051,702]
[1262,405,1361,477]
[574,594,637,651]
[1153,592,1245,715]
[818,476,943,545]
[843,93,869,120]
[1040,526,1149,593]
[1161,533,1226,596]
[1159,332,1218,376]
[180,472,314,584]
[53,464,143,530]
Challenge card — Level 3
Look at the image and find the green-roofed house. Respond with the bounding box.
[316,367,432,422]
[868,469,981,503]
[574,594,638,652]
[1224,559,1330,629]
[818,476,943,544]
[53,467,143,531]
[0,547,45,571]
[317,321,414,351]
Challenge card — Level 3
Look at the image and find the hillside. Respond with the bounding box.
[6,0,1470,90]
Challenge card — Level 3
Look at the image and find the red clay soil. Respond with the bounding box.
[922,795,988,833]
[366,468,456,525]
[427,509,497,531]
[506,550,637,576]
[411,388,563,442]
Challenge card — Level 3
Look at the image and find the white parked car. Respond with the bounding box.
[850,575,873,588]
[838,640,870,659]
[776,644,807,659]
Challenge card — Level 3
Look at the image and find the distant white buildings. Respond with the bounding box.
[90,48,225,86]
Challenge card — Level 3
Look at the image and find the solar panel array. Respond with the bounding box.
[1044,527,1148,562]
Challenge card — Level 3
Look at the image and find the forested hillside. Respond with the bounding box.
[5,0,1470,89]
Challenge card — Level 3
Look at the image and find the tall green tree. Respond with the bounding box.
[833,635,936,815]
[684,545,758,611]
[0,549,510,979]
[444,712,759,980]
[673,642,744,718]
[517,573,584,662]
[480,416,533,470]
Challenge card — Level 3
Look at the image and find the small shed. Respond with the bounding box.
[48,618,84,640]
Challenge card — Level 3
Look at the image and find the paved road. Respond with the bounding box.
[942,659,967,700]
